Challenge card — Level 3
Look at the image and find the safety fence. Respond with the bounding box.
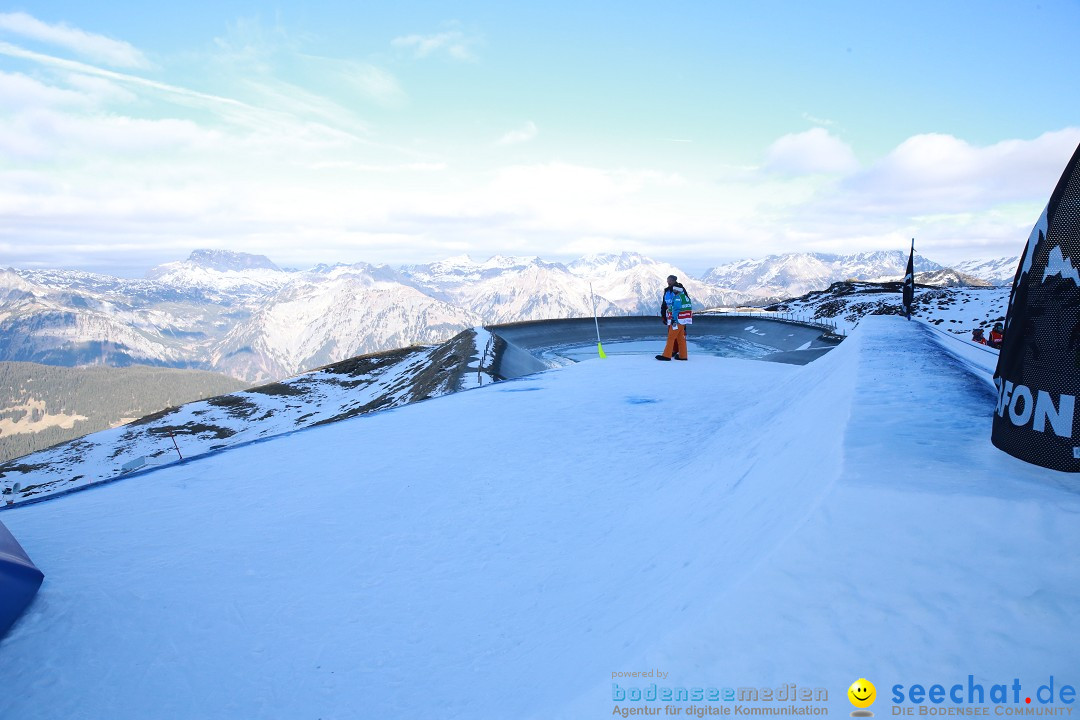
[699,309,844,336]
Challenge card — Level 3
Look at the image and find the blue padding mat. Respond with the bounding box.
[0,520,44,639]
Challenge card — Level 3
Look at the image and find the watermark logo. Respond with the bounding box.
[609,672,829,717]
[849,678,877,717]
[891,675,1076,714]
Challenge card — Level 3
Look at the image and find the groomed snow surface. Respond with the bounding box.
[1,316,1077,719]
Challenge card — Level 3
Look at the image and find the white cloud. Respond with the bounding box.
[556,236,634,256]
[391,30,477,61]
[339,62,406,107]
[0,12,150,69]
[801,112,836,127]
[488,163,685,207]
[211,16,289,69]
[61,72,137,105]
[305,161,446,172]
[496,121,537,146]
[0,41,249,114]
[0,70,88,110]
[763,128,859,175]
[0,34,1075,274]
[0,41,405,155]
[211,22,406,109]
[838,128,1080,213]
[746,128,1080,265]
[239,77,374,137]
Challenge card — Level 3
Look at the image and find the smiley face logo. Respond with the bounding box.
[848,678,876,710]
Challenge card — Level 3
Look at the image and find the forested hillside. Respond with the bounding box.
[0,362,247,462]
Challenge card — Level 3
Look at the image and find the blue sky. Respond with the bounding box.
[1,1,1079,275]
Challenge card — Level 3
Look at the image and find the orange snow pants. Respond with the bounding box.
[662,324,687,359]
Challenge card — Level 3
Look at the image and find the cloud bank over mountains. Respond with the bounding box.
[0,11,1076,275]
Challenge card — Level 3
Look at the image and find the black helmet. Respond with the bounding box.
[993,322,1003,331]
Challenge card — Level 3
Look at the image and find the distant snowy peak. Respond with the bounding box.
[952,256,1021,286]
[915,269,992,288]
[482,254,545,270]
[701,253,835,299]
[147,249,291,296]
[701,250,944,298]
[567,251,654,275]
[397,257,476,285]
[402,251,718,320]
[10,268,167,297]
[399,254,558,287]
[831,249,942,278]
[309,262,348,274]
[314,262,397,282]
[442,262,606,324]
[0,268,42,294]
[213,267,481,381]
[572,254,735,312]
[185,249,281,273]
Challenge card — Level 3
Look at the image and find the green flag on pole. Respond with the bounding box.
[590,283,607,358]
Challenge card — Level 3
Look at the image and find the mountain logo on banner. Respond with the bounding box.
[992,142,1080,473]
[1041,244,1080,286]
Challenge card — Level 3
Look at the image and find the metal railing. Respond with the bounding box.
[699,309,845,336]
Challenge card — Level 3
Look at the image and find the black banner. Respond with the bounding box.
[902,239,914,320]
[992,142,1080,472]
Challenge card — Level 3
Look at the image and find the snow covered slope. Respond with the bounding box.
[1,316,838,503]
[0,316,1074,719]
[0,328,496,503]
[211,264,481,381]
[953,256,1022,286]
[914,267,992,287]
[767,280,1010,336]
[0,267,221,369]
[412,256,617,323]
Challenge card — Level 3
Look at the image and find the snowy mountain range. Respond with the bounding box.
[399,251,735,320]
[952,255,1022,286]
[0,248,1019,383]
[700,250,953,298]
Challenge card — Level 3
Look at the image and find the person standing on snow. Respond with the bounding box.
[656,275,692,361]
[988,322,1004,349]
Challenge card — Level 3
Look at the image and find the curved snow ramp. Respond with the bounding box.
[0,317,1075,719]
[486,314,841,377]
[0,519,43,638]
